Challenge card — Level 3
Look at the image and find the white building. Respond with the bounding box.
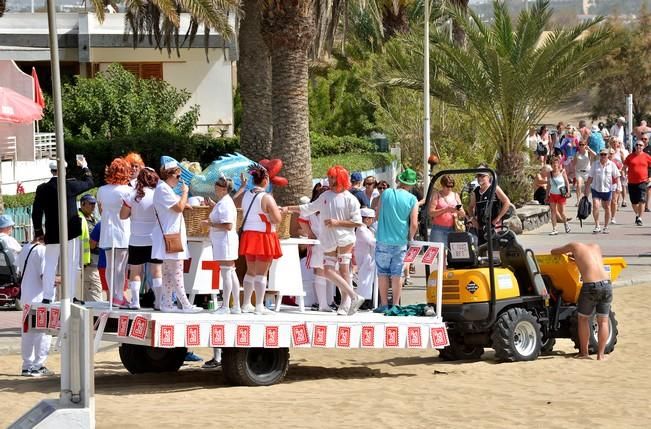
[0,11,236,194]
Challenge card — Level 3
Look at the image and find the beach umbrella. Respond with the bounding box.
[0,86,44,124]
[32,67,46,109]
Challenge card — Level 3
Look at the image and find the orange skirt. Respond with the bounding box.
[239,230,282,259]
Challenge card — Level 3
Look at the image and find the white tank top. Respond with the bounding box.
[242,189,276,233]
[575,152,590,172]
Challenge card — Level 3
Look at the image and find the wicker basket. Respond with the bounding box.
[236,209,293,239]
[184,206,212,237]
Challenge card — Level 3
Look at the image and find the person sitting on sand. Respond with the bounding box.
[550,242,612,360]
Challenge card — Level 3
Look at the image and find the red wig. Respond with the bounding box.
[104,158,131,185]
[124,152,145,168]
[327,165,351,193]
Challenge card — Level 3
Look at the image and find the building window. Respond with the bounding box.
[120,63,164,80]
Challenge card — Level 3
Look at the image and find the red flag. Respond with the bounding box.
[31,67,45,109]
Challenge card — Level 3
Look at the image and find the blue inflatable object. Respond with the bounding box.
[189,152,269,199]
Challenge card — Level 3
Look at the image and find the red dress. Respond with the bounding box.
[239,190,282,259]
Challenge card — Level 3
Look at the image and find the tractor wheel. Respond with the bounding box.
[491,308,542,362]
[222,347,289,386]
[570,311,618,355]
[438,338,484,361]
[119,344,187,374]
[540,337,556,354]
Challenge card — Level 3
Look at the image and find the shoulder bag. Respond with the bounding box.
[239,191,262,237]
[154,209,184,253]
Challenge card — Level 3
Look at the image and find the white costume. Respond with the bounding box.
[18,243,52,372]
[151,181,189,261]
[123,187,155,247]
[299,190,361,252]
[354,224,376,300]
[209,195,239,261]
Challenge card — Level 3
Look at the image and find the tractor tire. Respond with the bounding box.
[541,337,556,355]
[222,347,289,386]
[491,308,542,362]
[438,338,484,361]
[119,344,187,374]
[570,311,618,355]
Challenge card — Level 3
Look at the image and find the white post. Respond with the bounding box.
[423,0,431,193]
[626,94,634,150]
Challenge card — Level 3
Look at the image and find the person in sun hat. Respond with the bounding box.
[584,148,620,234]
[0,214,22,268]
[373,168,419,313]
[355,207,377,310]
[468,164,512,245]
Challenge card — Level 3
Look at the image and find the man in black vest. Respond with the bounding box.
[32,157,93,303]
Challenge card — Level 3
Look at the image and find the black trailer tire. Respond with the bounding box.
[491,308,542,362]
[570,311,618,355]
[222,347,289,386]
[119,344,187,374]
[541,337,556,354]
[438,338,484,361]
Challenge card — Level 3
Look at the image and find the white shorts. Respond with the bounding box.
[306,244,324,269]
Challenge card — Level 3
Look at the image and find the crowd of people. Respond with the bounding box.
[529,119,651,234]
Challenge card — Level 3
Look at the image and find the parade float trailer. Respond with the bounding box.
[23,238,448,387]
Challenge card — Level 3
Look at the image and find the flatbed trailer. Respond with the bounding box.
[23,239,448,386]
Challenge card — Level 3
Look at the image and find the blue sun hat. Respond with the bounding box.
[0,214,15,228]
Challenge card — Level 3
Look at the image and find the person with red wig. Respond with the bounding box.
[285,165,365,315]
[120,167,163,309]
[97,158,132,307]
[124,152,145,187]
[239,164,283,315]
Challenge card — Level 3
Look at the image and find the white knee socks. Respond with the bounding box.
[128,281,140,309]
[152,277,162,310]
[254,275,267,311]
[314,275,328,310]
[229,268,241,309]
[219,268,233,310]
[242,274,255,311]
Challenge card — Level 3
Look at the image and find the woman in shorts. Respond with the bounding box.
[573,141,593,205]
[546,156,571,235]
[120,167,162,310]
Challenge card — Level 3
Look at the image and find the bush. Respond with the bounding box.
[66,132,240,184]
[3,193,36,209]
[310,132,375,157]
[311,152,394,177]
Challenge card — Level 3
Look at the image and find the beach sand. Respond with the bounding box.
[1,284,650,429]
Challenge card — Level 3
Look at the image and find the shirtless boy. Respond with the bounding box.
[550,242,612,360]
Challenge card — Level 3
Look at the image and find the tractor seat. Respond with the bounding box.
[446,232,479,269]
[498,235,548,298]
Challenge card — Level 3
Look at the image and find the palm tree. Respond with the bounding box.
[238,0,273,161]
[382,0,615,204]
[260,0,316,205]
[0,0,5,18]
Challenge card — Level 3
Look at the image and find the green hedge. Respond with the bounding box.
[65,132,240,184]
[310,132,375,157]
[311,152,394,177]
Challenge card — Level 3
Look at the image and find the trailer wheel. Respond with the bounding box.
[541,337,556,354]
[222,347,289,386]
[570,311,618,355]
[491,308,542,362]
[119,344,187,374]
[438,338,484,361]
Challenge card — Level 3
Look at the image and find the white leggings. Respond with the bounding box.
[21,331,52,371]
[161,260,192,310]
[105,248,129,300]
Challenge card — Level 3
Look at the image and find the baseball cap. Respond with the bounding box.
[617,116,626,123]
[80,194,96,204]
[350,172,363,182]
[599,148,609,155]
[0,214,14,228]
[360,208,376,218]
[49,160,68,170]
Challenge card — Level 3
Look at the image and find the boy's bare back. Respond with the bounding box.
[551,242,608,283]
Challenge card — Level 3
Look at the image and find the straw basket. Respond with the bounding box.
[184,206,212,237]
[236,209,293,239]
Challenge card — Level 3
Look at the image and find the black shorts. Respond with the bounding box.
[628,182,648,205]
[127,245,162,265]
[577,280,612,317]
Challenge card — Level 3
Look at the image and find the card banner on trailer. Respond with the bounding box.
[22,303,31,325]
[311,324,336,348]
[185,324,201,347]
[48,307,60,330]
[129,315,149,341]
[406,325,427,349]
[35,307,47,329]
[210,323,236,347]
[360,325,379,348]
[236,325,251,347]
[421,246,440,265]
[403,246,422,263]
[291,323,310,347]
[337,324,361,348]
[159,324,177,348]
[264,325,279,348]
[430,325,450,348]
[384,325,406,348]
[117,315,129,337]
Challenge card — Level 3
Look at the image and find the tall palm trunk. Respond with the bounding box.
[449,0,469,46]
[261,1,315,205]
[238,0,273,161]
[496,149,530,207]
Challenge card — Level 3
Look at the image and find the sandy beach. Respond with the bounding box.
[1,283,650,429]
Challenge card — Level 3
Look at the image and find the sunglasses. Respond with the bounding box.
[578,144,586,146]
[378,186,388,190]
[600,153,608,156]
[364,183,376,186]
[175,174,182,179]
[445,185,455,188]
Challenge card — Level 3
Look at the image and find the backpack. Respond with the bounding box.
[577,196,591,228]
[535,141,548,156]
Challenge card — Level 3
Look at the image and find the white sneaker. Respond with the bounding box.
[212,306,230,315]
[611,218,617,224]
[230,307,242,315]
[592,226,601,234]
[336,306,348,316]
[348,295,366,315]
[254,306,275,315]
[549,229,558,236]
[180,305,203,313]
[602,227,609,234]
[241,304,255,313]
[318,306,334,313]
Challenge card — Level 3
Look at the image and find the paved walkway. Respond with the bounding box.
[2,203,649,355]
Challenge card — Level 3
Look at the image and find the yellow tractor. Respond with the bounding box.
[423,168,626,361]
